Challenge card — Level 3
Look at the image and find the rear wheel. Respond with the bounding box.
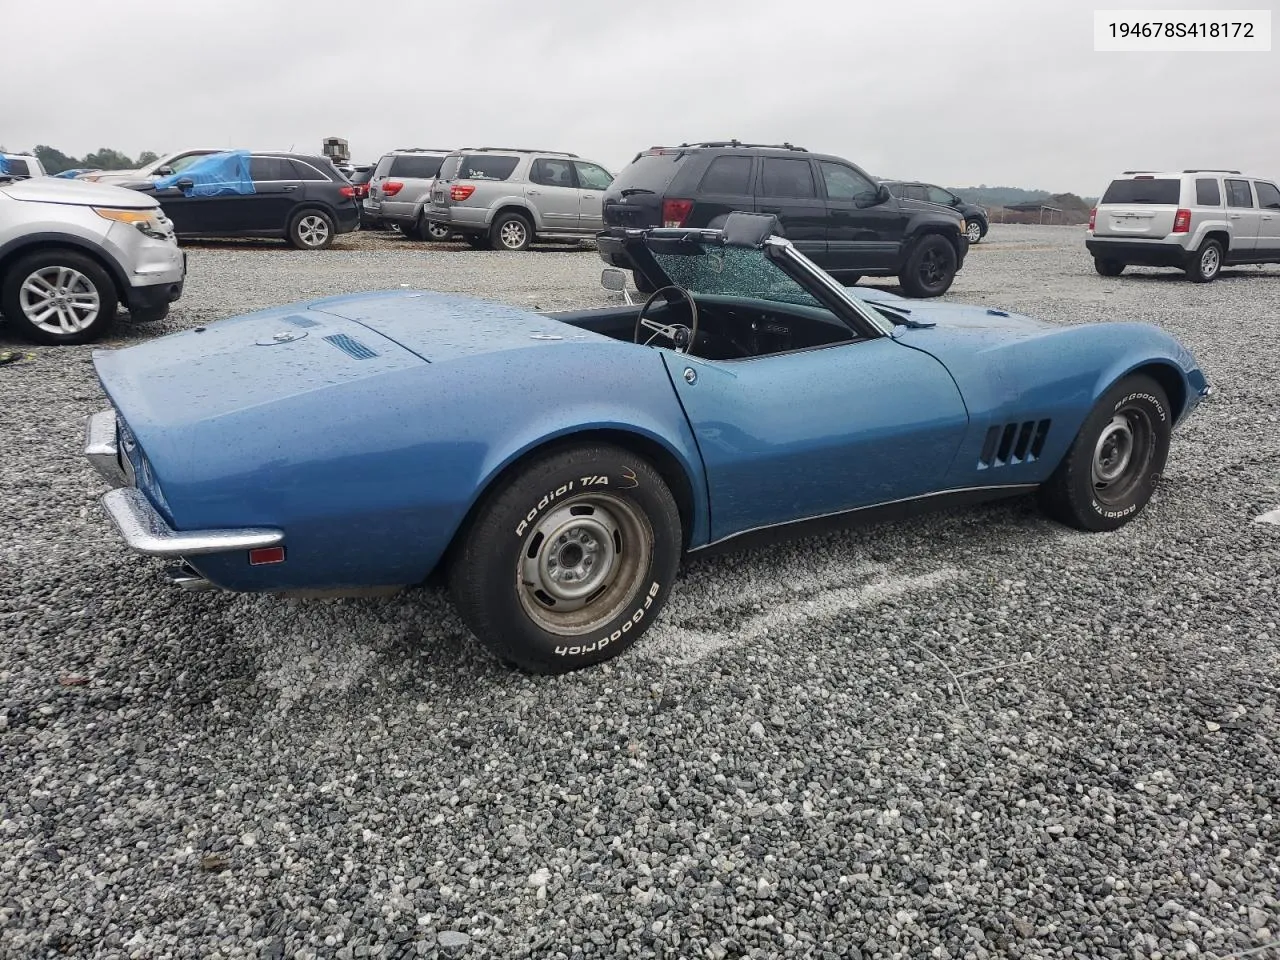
[898,235,957,297]
[490,212,533,251]
[425,220,451,241]
[449,444,682,674]
[288,209,335,249]
[1038,374,1171,532]
[1186,239,1222,283]
[1,249,118,345]
[1094,258,1124,277]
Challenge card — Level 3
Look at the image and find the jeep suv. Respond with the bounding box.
[365,149,451,239]
[425,148,615,251]
[880,180,989,244]
[0,176,185,344]
[597,141,967,297]
[1087,169,1280,282]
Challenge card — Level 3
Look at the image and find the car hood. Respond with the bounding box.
[1,175,159,209]
[853,287,1053,351]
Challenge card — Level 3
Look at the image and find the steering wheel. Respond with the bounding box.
[633,284,699,354]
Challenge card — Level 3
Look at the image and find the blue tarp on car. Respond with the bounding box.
[0,156,9,175]
[153,150,255,197]
[55,168,94,178]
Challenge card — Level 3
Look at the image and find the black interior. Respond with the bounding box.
[544,293,858,361]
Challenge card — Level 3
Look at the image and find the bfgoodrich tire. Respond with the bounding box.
[449,444,682,674]
[0,249,118,345]
[1038,374,1172,532]
[898,234,957,297]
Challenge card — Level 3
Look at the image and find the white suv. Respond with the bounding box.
[1087,169,1280,282]
[0,176,185,344]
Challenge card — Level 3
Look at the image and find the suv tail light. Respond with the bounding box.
[382,180,404,197]
[662,198,693,228]
[450,184,476,202]
[339,185,355,198]
[1172,208,1192,233]
[1088,207,1096,231]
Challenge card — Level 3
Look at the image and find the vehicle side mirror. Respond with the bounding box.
[951,196,962,206]
[856,185,891,208]
[175,177,195,191]
[601,268,634,305]
[156,166,174,176]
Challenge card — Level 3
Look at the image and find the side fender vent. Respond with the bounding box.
[323,333,378,360]
[978,418,1050,469]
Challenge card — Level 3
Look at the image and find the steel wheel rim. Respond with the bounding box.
[966,221,982,242]
[499,220,527,249]
[428,222,450,240]
[298,215,330,246]
[19,266,101,334]
[1200,246,1219,277]
[1092,409,1152,504]
[516,493,652,636]
[920,248,946,285]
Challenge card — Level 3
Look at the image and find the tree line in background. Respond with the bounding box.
[0,145,160,174]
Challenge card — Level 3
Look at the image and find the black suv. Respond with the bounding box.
[598,141,967,297]
[880,180,989,244]
[129,153,360,250]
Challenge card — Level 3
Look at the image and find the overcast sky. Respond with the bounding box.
[4,0,1276,194]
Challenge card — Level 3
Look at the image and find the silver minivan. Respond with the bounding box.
[1087,169,1280,282]
[425,148,614,250]
[364,149,452,239]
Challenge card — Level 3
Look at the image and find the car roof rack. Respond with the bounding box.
[392,147,453,153]
[1120,170,1158,175]
[458,147,579,157]
[677,140,809,152]
[1182,168,1242,174]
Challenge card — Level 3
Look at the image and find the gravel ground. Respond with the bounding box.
[1,225,1277,960]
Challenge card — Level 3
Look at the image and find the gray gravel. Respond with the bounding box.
[1,226,1277,959]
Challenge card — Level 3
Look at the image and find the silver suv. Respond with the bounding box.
[1087,169,1280,282]
[0,176,185,344]
[425,148,614,251]
[364,149,451,239]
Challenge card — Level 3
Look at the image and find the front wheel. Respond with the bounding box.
[1038,374,1172,532]
[898,235,957,298]
[0,249,118,345]
[965,219,983,244]
[288,209,335,249]
[449,444,682,674]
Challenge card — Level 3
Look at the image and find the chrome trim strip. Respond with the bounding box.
[84,409,127,487]
[771,239,897,338]
[687,483,1040,553]
[101,488,284,557]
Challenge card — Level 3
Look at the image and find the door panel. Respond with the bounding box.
[819,161,907,272]
[527,158,581,230]
[1224,178,1260,254]
[1252,181,1280,254]
[573,161,613,232]
[755,157,826,261]
[661,338,969,540]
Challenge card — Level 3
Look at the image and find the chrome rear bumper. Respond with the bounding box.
[85,407,285,560]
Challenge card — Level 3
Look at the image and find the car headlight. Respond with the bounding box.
[94,207,168,239]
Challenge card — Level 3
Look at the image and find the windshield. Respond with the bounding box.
[648,242,826,310]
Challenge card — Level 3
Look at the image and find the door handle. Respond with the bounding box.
[1229,213,1241,219]
[282,185,299,192]
[527,189,541,195]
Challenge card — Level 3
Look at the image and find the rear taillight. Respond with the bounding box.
[1172,208,1192,233]
[1088,207,1096,231]
[451,184,476,202]
[382,180,404,197]
[339,185,355,198]
[662,198,693,228]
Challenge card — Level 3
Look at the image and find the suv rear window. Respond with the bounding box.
[4,158,30,176]
[389,155,443,179]
[610,153,683,192]
[1100,178,1180,204]
[457,155,519,181]
[1195,178,1221,206]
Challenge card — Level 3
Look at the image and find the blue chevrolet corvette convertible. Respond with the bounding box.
[84,213,1210,673]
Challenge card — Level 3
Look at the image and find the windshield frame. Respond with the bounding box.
[622,228,894,341]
